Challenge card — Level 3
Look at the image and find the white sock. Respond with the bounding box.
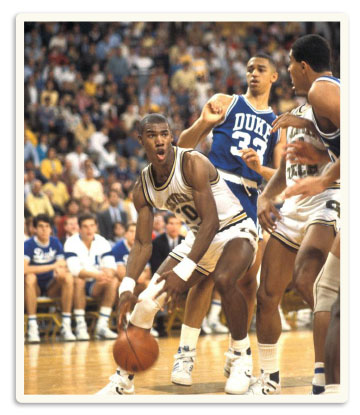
[179,324,201,350]
[74,309,86,326]
[28,315,38,329]
[207,300,222,323]
[313,362,325,386]
[231,335,251,354]
[61,312,72,328]
[258,342,279,374]
[97,306,112,327]
[324,384,340,394]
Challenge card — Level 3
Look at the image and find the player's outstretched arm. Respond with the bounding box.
[177,94,232,149]
[271,112,318,135]
[257,155,286,233]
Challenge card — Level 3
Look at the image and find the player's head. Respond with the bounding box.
[289,34,331,95]
[78,213,97,240]
[138,114,174,165]
[124,223,136,246]
[33,214,52,242]
[246,53,278,96]
[165,213,182,239]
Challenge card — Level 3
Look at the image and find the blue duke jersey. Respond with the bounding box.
[208,94,280,226]
[24,236,65,281]
[112,239,130,266]
[310,76,340,161]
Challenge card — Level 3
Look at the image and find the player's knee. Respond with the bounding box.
[256,285,280,313]
[294,248,326,288]
[24,273,37,286]
[237,273,257,295]
[213,272,235,296]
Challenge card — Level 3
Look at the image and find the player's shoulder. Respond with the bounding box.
[182,149,209,168]
[309,77,339,101]
[209,93,234,107]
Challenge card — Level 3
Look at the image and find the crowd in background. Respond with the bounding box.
[24,21,340,244]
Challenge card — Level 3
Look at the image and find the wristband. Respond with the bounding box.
[118,276,136,296]
[173,257,197,282]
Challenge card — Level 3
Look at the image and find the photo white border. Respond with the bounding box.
[15,11,348,405]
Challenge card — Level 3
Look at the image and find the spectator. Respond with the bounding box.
[24,214,75,343]
[40,147,63,180]
[152,211,166,239]
[65,142,88,179]
[61,215,79,244]
[97,189,128,240]
[106,47,129,85]
[150,213,184,275]
[24,134,40,168]
[88,125,109,155]
[40,79,59,107]
[111,221,126,246]
[36,96,57,134]
[26,180,55,218]
[74,112,96,147]
[42,172,70,212]
[36,133,49,163]
[64,214,119,340]
[171,59,197,92]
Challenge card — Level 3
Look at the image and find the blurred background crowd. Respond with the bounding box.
[23,21,340,243]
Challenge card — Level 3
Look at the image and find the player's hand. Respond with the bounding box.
[285,141,328,165]
[284,176,327,201]
[200,99,225,126]
[55,258,67,267]
[240,148,262,174]
[117,291,139,330]
[257,194,281,233]
[154,270,187,312]
[271,113,316,134]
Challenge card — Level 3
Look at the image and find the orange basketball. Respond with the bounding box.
[113,326,159,373]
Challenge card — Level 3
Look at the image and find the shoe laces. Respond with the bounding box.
[225,351,251,374]
[173,347,196,361]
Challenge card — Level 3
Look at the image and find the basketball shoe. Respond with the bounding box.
[208,318,229,334]
[27,326,40,344]
[224,349,253,394]
[75,322,90,341]
[171,346,196,386]
[94,325,118,340]
[60,325,76,342]
[96,369,135,395]
[245,370,281,395]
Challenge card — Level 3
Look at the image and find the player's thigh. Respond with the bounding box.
[239,239,264,287]
[258,236,297,298]
[24,273,42,297]
[212,237,255,286]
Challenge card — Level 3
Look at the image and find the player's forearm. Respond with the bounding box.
[178,117,213,149]
[187,216,219,264]
[320,158,340,186]
[261,159,287,199]
[24,263,56,274]
[125,240,153,282]
[258,165,277,182]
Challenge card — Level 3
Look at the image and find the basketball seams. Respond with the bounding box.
[125,329,144,371]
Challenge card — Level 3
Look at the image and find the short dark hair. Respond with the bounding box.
[291,34,331,72]
[251,52,277,70]
[78,213,97,227]
[138,113,170,135]
[164,213,177,224]
[33,214,52,228]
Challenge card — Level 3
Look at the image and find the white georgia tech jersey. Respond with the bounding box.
[284,104,339,208]
[140,146,248,234]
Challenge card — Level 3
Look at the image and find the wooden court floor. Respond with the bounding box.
[24,329,315,396]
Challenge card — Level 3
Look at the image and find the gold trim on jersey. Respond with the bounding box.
[218,211,248,233]
[305,219,338,234]
[149,146,178,191]
[180,148,192,188]
[140,170,155,208]
[271,231,300,251]
[169,252,210,276]
[210,172,220,186]
[327,183,340,190]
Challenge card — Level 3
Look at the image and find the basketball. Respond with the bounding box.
[113,326,159,373]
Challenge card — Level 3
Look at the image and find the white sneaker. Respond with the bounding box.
[27,326,40,344]
[208,319,229,334]
[246,371,281,395]
[95,325,118,340]
[96,369,135,395]
[201,317,212,335]
[150,327,159,338]
[171,346,196,386]
[75,323,90,341]
[60,325,76,342]
[279,306,291,331]
[224,350,253,394]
